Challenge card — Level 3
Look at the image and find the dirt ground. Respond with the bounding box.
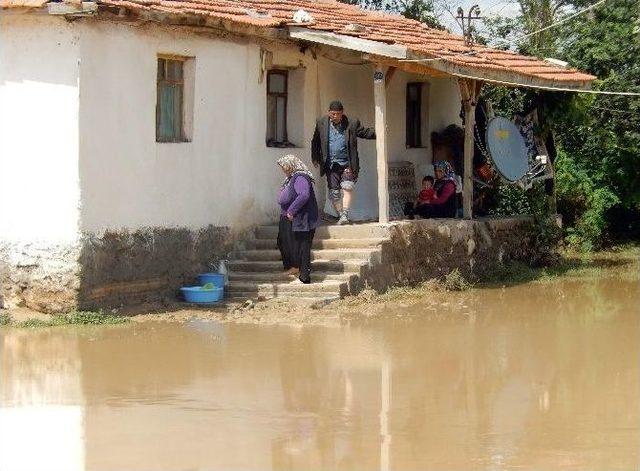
[1,281,453,328]
[3,246,637,328]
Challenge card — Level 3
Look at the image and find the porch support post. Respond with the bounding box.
[374,65,389,224]
[458,79,483,219]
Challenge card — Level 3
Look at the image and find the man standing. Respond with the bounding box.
[311,101,375,225]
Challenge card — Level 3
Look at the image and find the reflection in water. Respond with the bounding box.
[0,277,638,470]
[0,329,85,471]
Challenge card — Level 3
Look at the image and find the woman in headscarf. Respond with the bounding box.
[276,155,319,284]
[406,160,458,219]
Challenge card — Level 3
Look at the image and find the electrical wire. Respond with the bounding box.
[397,0,640,96]
[509,0,607,44]
[404,0,609,65]
[450,71,640,96]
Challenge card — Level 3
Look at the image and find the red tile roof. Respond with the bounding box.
[2,0,596,86]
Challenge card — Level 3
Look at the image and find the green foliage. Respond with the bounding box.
[0,313,11,326]
[489,185,532,216]
[62,311,128,325]
[7,311,128,328]
[555,149,620,250]
[337,0,443,28]
[481,244,639,285]
[442,269,472,291]
[482,0,639,250]
[529,216,563,266]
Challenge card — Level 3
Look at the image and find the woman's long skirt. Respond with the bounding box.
[277,216,296,270]
[294,229,315,284]
[277,216,316,283]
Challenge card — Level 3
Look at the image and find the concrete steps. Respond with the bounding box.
[255,224,390,240]
[248,238,385,250]
[234,248,378,262]
[229,271,357,283]
[227,259,367,273]
[226,223,390,304]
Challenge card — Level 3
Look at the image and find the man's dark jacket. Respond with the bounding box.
[311,115,375,179]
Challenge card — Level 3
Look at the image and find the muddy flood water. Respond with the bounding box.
[1,274,639,470]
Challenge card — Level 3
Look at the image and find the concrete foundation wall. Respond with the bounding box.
[76,225,242,309]
[358,218,536,292]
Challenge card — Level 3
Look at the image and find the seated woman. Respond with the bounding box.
[405,161,457,219]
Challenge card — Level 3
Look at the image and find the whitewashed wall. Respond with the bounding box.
[0,16,82,310]
[0,16,81,243]
[77,21,463,229]
[385,70,462,179]
[78,22,293,233]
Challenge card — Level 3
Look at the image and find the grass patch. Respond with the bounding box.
[0,312,11,326]
[481,244,639,286]
[443,269,473,291]
[345,272,473,307]
[5,311,129,329]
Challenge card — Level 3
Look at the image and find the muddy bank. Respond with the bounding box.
[131,245,640,326]
[4,246,638,328]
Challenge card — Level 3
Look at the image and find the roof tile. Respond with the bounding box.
[2,0,595,84]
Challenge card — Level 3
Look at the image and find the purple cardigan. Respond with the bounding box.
[277,174,319,232]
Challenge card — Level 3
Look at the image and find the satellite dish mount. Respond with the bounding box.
[484,117,553,190]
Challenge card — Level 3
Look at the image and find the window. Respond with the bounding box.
[406,82,423,148]
[156,57,186,142]
[266,69,289,147]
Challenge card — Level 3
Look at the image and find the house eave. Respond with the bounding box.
[288,27,593,92]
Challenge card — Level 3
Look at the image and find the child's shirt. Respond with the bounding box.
[417,188,435,204]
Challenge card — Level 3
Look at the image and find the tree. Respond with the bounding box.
[337,0,443,28]
[553,0,640,245]
[485,0,640,248]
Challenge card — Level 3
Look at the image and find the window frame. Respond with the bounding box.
[266,69,289,147]
[406,82,423,148]
[156,56,187,143]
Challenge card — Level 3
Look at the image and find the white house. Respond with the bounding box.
[0,0,594,312]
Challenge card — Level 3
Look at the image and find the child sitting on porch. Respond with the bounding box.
[403,176,435,217]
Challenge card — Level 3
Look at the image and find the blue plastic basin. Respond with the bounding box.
[181,286,224,304]
[197,273,225,288]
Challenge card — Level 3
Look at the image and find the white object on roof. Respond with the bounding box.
[345,23,367,33]
[544,58,569,68]
[245,8,271,18]
[293,9,314,23]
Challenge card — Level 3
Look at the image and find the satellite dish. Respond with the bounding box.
[485,117,529,183]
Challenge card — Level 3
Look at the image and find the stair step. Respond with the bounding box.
[229,271,356,283]
[255,224,390,240]
[248,238,385,250]
[227,280,346,295]
[227,259,366,273]
[234,248,376,262]
[226,293,341,304]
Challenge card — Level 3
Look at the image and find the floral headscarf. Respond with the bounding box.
[434,160,460,192]
[277,154,315,188]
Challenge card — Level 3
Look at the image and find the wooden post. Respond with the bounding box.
[374,65,389,224]
[458,79,482,219]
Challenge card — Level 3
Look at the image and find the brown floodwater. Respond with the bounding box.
[1,275,639,470]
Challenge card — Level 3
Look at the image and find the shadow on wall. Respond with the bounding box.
[76,225,236,310]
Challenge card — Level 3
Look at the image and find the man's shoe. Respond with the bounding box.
[337,211,350,225]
